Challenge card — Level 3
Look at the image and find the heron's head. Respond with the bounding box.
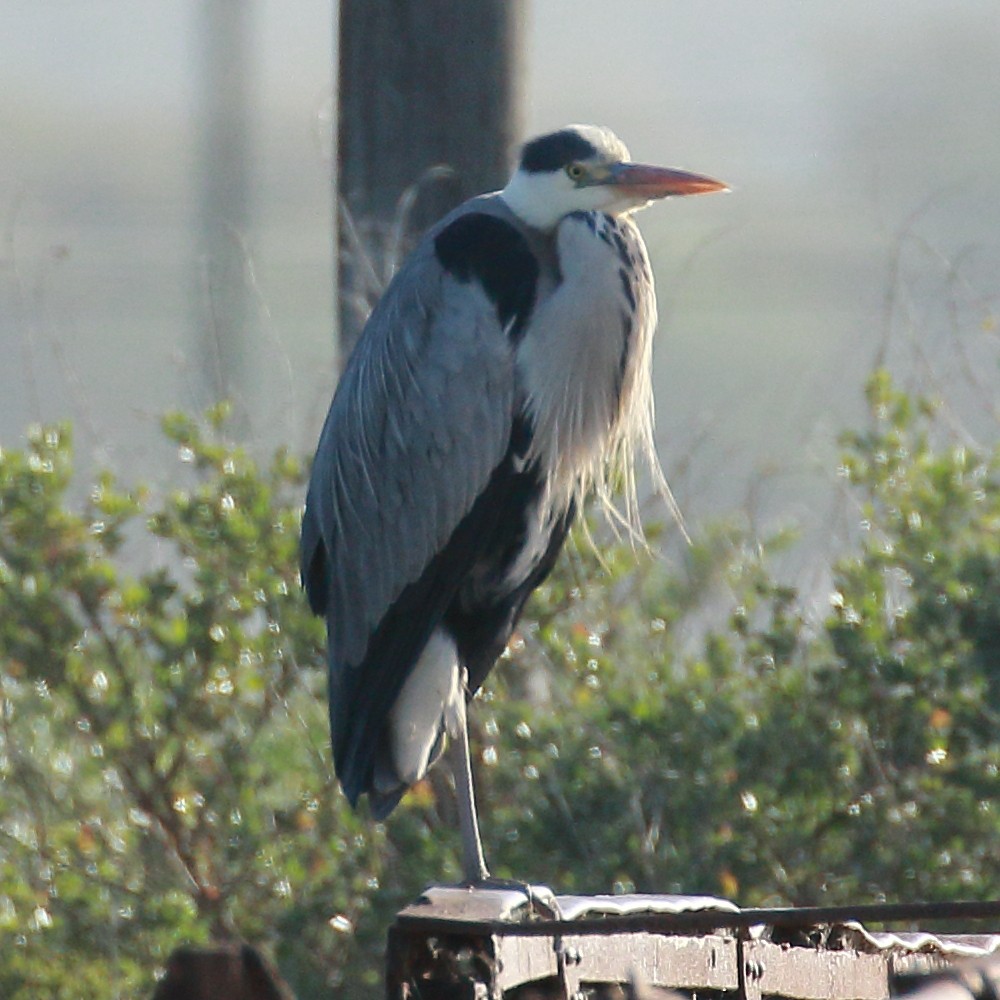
[501,124,727,232]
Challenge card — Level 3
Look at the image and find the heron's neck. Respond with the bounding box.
[499,171,563,232]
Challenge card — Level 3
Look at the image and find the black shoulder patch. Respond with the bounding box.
[520,129,599,173]
[434,213,538,342]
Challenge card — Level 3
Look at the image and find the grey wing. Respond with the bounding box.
[301,250,515,676]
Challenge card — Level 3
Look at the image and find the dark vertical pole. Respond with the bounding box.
[194,0,254,413]
[336,0,526,360]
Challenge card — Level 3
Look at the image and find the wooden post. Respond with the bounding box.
[335,0,526,359]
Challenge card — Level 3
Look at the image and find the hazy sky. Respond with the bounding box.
[3,1,998,562]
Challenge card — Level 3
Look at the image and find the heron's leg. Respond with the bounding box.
[447,690,490,883]
[446,694,560,920]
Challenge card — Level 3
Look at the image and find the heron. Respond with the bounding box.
[301,125,726,884]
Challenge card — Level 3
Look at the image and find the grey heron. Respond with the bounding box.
[301,125,726,883]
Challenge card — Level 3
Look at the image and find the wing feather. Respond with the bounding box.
[302,246,516,677]
[301,200,551,805]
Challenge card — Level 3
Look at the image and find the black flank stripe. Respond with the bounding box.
[612,229,632,267]
[615,310,634,403]
[618,267,637,312]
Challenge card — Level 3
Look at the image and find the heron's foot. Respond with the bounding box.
[465,876,562,922]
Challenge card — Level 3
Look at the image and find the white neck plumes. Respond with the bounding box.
[515,211,669,544]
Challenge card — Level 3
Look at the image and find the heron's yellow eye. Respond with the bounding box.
[565,163,586,182]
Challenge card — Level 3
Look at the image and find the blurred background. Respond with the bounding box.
[3,8,1000,995]
[2,0,998,575]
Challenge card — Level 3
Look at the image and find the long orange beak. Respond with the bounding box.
[608,162,729,198]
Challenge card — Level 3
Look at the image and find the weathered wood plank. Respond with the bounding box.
[493,933,559,994]
[746,939,888,1000]
[554,931,738,991]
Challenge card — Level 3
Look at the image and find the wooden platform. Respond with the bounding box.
[386,889,1000,1000]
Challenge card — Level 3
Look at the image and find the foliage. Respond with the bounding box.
[0,412,428,998]
[1,372,998,997]
[477,370,1000,904]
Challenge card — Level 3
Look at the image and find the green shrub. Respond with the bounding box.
[1,372,997,998]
